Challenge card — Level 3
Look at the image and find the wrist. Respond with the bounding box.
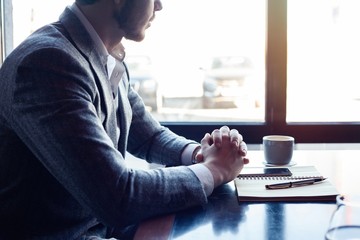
[202,162,224,187]
[181,144,200,166]
[191,145,201,164]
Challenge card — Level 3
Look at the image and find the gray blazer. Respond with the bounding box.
[0,7,207,239]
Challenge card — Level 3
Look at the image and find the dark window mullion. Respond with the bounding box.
[1,0,13,63]
[266,0,287,133]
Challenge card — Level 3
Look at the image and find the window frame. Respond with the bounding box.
[163,0,360,144]
[1,0,360,144]
[0,0,4,63]
[0,0,12,63]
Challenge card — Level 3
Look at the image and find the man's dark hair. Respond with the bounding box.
[75,0,98,4]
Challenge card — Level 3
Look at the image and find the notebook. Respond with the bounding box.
[234,166,339,202]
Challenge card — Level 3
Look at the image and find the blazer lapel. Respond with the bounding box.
[59,7,119,147]
[114,62,132,153]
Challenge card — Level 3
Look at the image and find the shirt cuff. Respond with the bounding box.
[181,143,200,166]
[188,164,214,196]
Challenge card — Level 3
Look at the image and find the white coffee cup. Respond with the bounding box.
[263,135,294,165]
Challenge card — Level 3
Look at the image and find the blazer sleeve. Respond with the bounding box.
[126,86,197,167]
[7,45,207,229]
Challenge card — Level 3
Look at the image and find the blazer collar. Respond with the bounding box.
[59,7,120,147]
[59,7,107,74]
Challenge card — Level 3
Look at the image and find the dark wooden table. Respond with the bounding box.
[133,144,360,240]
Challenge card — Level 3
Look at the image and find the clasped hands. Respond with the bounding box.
[195,126,249,187]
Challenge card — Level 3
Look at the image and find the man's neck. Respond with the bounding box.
[75,2,125,52]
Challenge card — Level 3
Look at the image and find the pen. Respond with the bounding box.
[265,177,327,190]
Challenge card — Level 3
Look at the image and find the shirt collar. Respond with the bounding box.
[69,3,126,65]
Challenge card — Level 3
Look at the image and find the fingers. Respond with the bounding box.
[230,128,243,148]
[219,125,231,134]
[243,157,250,165]
[211,126,232,147]
[211,129,222,147]
[194,149,203,163]
[201,133,212,147]
[210,126,244,149]
[202,126,248,159]
[239,141,247,156]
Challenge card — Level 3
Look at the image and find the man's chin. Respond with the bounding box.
[125,32,146,42]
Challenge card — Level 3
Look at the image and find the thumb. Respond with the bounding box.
[195,148,204,163]
[200,133,212,148]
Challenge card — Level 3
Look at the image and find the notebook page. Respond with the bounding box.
[235,166,339,202]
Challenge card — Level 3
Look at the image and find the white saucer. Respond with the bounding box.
[262,161,297,167]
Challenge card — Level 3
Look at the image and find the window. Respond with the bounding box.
[0,0,3,63]
[287,0,360,122]
[2,0,360,143]
[123,0,266,123]
[0,0,11,62]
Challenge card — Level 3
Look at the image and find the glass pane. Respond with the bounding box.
[124,0,266,122]
[12,0,74,47]
[11,0,266,123]
[287,0,360,122]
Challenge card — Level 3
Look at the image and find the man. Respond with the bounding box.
[0,0,249,239]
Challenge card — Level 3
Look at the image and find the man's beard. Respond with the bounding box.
[114,0,145,42]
